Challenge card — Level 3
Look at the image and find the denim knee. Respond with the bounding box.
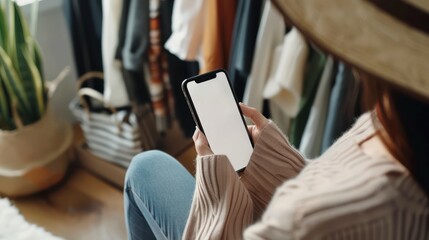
[124,150,173,189]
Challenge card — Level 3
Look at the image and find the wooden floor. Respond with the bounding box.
[13,168,127,240]
[11,124,197,240]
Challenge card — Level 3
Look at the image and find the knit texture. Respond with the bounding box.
[182,113,429,239]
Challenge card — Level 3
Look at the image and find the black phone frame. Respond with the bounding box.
[181,69,254,172]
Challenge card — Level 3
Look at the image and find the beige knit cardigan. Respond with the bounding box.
[182,113,429,239]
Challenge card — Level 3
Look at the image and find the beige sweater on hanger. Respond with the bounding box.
[182,113,429,239]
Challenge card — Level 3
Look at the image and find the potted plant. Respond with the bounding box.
[0,0,73,197]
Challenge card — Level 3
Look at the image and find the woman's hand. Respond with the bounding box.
[239,103,269,143]
[193,127,214,156]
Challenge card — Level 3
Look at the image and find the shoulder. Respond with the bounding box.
[246,167,414,239]
[245,112,429,239]
[246,129,428,239]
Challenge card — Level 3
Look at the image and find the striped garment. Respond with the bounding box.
[147,0,175,133]
[183,112,429,239]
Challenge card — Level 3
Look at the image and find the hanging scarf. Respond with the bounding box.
[147,0,175,132]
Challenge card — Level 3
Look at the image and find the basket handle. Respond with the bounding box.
[76,71,123,131]
[77,71,104,89]
[77,88,122,131]
[76,71,104,111]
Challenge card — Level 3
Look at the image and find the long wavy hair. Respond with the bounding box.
[359,71,429,196]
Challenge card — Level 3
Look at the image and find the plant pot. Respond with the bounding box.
[0,107,73,197]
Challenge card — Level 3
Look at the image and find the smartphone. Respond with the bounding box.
[182,69,253,172]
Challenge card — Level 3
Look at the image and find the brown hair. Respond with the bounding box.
[359,71,429,196]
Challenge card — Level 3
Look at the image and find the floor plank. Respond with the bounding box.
[12,168,126,240]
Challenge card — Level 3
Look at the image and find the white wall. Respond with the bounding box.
[21,0,77,122]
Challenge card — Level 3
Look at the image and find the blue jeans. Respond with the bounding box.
[124,150,195,240]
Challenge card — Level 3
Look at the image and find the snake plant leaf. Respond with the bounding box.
[0,76,15,130]
[0,47,31,118]
[12,1,31,81]
[6,0,17,67]
[17,1,46,114]
[0,1,12,129]
[0,0,45,129]
[32,39,44,81]
[13,2,30,48]
[21,47,44,118]
[12,1,42,77]
[20,1,44,81]
[0,2,7,50]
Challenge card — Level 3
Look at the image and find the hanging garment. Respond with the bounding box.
[117,0,174,133]
[116,0,150,105]
[118,0,149,73]
[268,102,291,135]
[146,0,175,132]
[200,0,237,73]
[116,0,160,146]
[165,53,199,137]
[228,0,263,101]
[321,63,361,152]
[164,0,206,61]
[242,0,285,113]
[265,44,292,134]
[63,0,104,93]
[120,69,160,149]
[161,0,201,137]
[299,56,336,159]
[102,0,130,107]
[263,28,309,119]
[288,47,327,148]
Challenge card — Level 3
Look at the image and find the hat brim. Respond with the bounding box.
[272,0,429,101]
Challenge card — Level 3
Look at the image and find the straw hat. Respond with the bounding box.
[272,0,429,100]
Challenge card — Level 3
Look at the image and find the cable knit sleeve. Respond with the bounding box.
[241,120,306,219]
[182,155,253,240]
[182,120,306,240]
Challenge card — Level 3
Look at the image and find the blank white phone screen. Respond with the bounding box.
[187,72,253,171]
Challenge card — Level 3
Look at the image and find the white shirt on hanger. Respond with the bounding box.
[164,0,206,62]
[242,0,285,114]
[262,27,309,118]
[102,0,130,107]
